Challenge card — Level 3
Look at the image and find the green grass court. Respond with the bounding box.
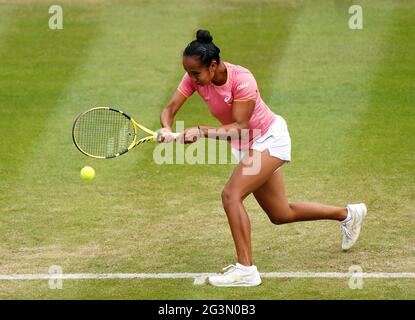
[0,0,414,299]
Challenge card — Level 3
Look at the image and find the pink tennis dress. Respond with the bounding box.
[178,61,291,162]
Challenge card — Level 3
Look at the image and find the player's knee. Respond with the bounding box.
[269,208,293,225]
[269,216,290,225]
[221,187,241,208]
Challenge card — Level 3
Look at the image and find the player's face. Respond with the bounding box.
[183,56,218,86]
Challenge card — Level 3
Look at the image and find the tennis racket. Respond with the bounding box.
[72,107,180,159]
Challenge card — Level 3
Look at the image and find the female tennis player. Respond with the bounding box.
[159,30,367,287]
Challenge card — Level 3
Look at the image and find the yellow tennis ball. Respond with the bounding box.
[80,166,95,181]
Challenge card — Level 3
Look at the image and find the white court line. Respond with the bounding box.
[0,272,414,280]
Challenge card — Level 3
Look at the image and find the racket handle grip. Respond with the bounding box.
[156,131,181,141]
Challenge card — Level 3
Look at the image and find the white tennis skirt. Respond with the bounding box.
[231,115,291,163]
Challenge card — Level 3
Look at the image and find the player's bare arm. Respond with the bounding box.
[182,99,255,143]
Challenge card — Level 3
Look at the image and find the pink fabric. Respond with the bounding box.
[178,61,276,150]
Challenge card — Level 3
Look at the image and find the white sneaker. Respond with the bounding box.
[341,203,367,250]
[208,263,262,287]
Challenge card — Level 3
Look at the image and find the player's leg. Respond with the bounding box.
[221,149,286,265]
[253,169,367,250]
[253,169,348,224]
[208,149,285,287]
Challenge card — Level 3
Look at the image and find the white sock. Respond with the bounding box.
[236,263,257,272]
[341,207,352,225]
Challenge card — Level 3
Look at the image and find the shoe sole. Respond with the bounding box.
[208,278,262,287]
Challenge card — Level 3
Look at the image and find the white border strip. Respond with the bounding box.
[0,272,414,280]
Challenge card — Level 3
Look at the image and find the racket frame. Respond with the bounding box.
[72,107,161,159]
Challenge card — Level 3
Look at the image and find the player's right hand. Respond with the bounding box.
[157,128,176,143]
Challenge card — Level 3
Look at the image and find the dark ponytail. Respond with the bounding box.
[183,29,221,67]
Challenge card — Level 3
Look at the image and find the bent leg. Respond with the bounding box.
[253,169,348,225]
[222,149,286,266]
